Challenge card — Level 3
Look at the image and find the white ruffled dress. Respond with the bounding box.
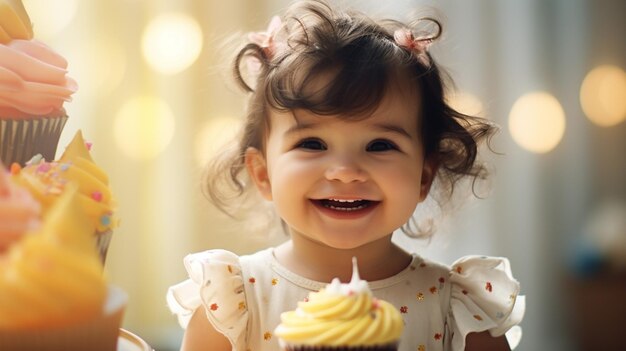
[167,248,525,351]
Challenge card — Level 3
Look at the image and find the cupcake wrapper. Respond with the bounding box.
[0,116,68,166]
[96,229,113,265]
[0,286,127,351]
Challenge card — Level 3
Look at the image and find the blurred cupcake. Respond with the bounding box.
[0,159,40,253]
[0,185,126,351]
[0,0,77,166]
[275,259,403,351]
[13,130,118,263]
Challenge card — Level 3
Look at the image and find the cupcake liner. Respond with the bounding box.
[0,116,68,166]
[0,286,127,351]
[96,229,113,265]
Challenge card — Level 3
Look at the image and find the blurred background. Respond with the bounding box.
[24,0,625,350]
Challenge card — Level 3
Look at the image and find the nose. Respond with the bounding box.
[324,157,368,183]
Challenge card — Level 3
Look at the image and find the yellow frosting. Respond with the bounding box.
[0,0,33,44]
[275,260,404,347]
[0,185,106,329]
[0,161,40,252]
[14,130,118,232]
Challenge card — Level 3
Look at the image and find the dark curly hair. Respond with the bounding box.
[204,0,497,237]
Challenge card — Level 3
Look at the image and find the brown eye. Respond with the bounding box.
[296,138,327,150]
[366,139,398,152]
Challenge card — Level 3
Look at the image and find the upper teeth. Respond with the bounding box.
[329,199,362,202]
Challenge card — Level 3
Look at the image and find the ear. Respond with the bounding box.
[418,157,438,202]
[245,147,273,201]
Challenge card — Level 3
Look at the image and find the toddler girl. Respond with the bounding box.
[167,1,525,350]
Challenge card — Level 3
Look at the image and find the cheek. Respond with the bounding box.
[268,157,318,199]
[381,164,424,204]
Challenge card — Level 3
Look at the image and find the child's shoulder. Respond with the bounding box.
[416,254,519,278]
[409,254,522,301]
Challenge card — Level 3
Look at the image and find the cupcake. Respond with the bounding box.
[0,0,77,166]
[275,258,404,351]
[12,130,118,263]
[0,185,126,351]
[0,159,40,253]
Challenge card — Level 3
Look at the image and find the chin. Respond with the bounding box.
[319,236,378,251]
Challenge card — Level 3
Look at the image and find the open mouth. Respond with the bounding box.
[314,199,378,212]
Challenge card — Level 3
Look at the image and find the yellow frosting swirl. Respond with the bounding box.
[0,185,106,329]
[275,260,404,347]
[14,130,118,232]
[0,0,33,43]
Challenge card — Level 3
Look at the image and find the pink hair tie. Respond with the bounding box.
[248,15,282,60]
[246,15,283,78]
[393,18,442,66]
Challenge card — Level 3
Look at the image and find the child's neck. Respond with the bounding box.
[274,235,412,283]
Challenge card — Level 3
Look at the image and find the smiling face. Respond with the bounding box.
[245,82,435,250]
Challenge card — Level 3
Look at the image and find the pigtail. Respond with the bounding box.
[233,43,268,93]
[393,18,442,67]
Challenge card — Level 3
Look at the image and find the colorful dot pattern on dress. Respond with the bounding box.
[169,250,525,351]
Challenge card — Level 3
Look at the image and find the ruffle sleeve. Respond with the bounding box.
[447,256,526,350]
[166,249,248,351]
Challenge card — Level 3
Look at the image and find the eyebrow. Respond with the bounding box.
[284,122,317,136]
[372,123,413,139]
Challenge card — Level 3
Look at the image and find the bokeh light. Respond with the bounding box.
[141,12,203,74]
[509,92,566,153]
[114,97,176,160]
[195,117,242,166]
[24,0,78,39]
[68,35,126,97]
[449,91,485,117]
[580,65,626,127]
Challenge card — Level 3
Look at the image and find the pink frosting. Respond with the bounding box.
[0,39,77,118]
[0,163,40,253]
